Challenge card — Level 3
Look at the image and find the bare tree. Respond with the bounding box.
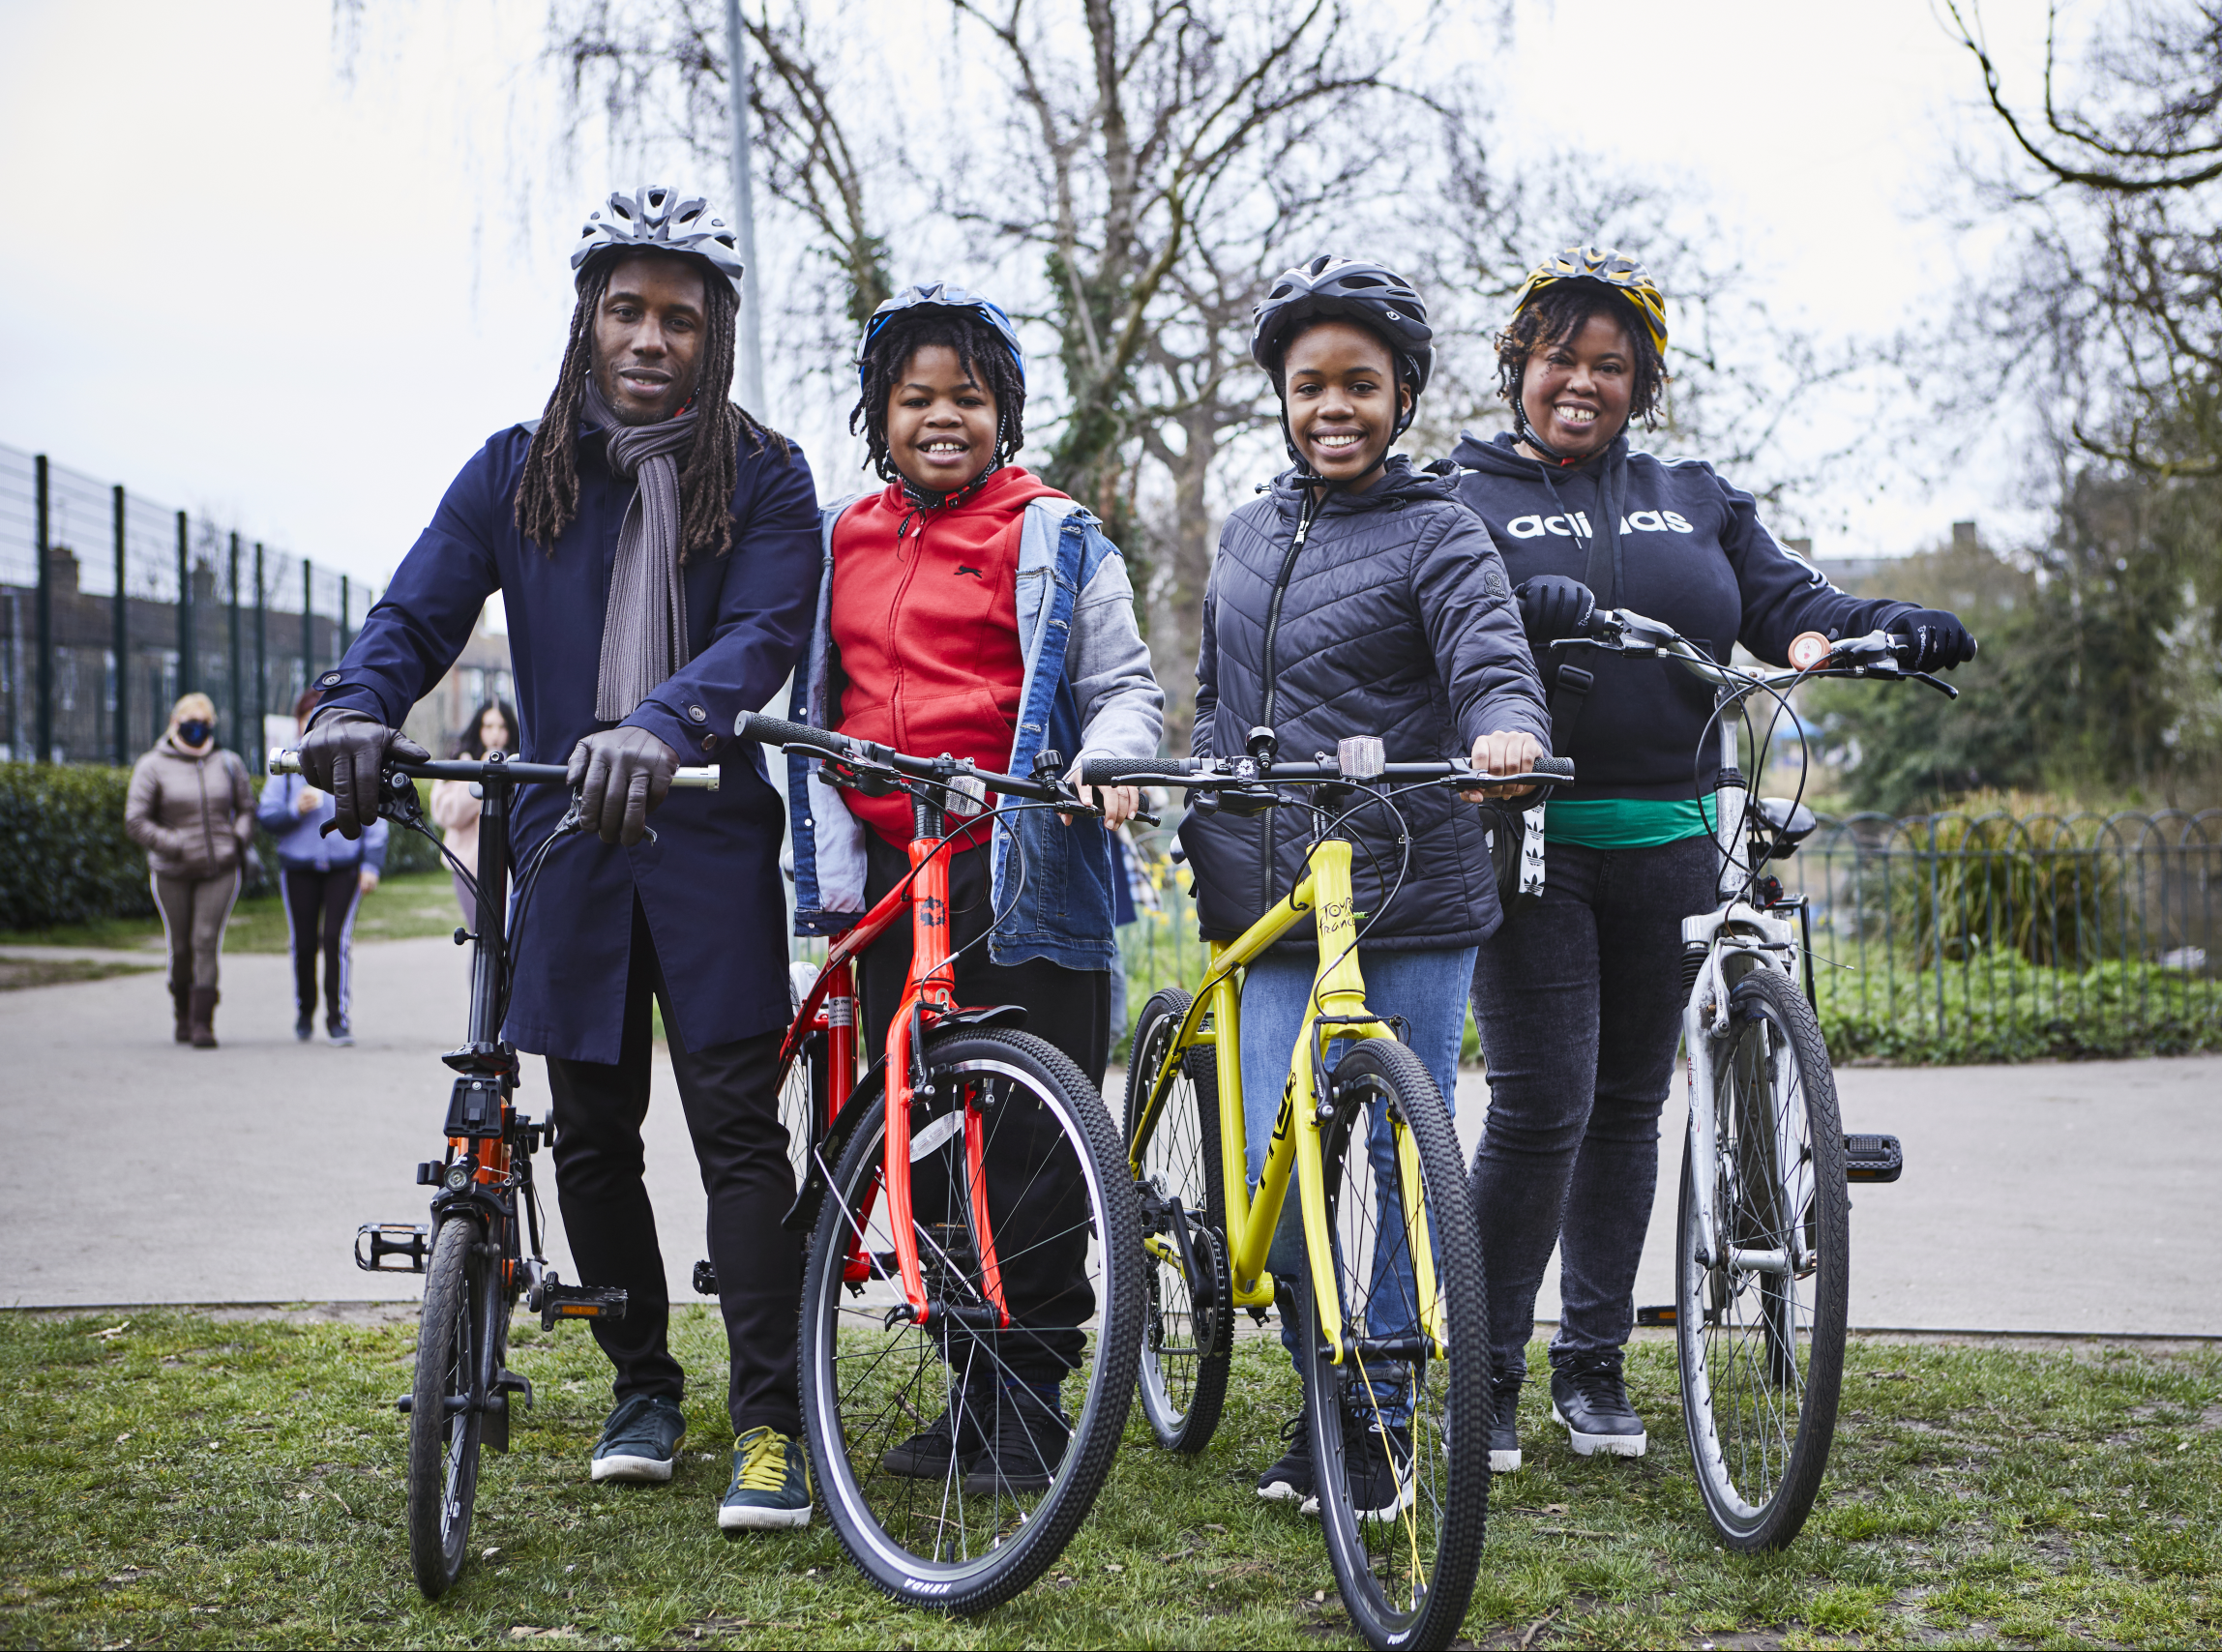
[1943,0,2222,474]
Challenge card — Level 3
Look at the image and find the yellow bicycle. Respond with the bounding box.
[1081,734,1571,1652]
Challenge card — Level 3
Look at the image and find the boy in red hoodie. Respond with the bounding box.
[785,283,1163,1491]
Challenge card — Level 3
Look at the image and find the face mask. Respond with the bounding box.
[178,720,212,747]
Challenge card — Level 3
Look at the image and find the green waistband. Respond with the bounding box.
[1544,796,1715,849]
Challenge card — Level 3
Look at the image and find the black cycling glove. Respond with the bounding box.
[1900,608,1978,672]
[568,726,680,846]
[1514,575,1596,646]
[297,710,429,840]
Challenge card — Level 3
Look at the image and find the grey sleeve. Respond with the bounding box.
[1067,546,1166,762]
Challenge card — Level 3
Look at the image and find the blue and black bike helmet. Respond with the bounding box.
[853,283,1029,484]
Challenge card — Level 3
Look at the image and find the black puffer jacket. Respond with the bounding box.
[1179,457,1551,952]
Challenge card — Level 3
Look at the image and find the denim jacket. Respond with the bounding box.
[786,493,1163,970]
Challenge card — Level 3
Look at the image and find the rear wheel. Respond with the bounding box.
[1124,989,1233,1453]
[799,1027,1143,1613]
[1676,964,1849,1550]
[407,1216,489,1599]
[1300,1037,1490,1652]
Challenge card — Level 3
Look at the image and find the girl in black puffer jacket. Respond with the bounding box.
[1179,257,1550,1511]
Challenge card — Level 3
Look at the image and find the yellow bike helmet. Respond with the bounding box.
[1509,247,1669,357]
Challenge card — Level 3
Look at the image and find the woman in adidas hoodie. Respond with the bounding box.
[1445,248,1977,1471]
[784,282,1163,1496]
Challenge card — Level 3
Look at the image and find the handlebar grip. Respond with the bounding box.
[669,767,720,791]
[737,712,844,753]
[1534,754,1574,782]
[268,748,302,775]
[1079,755,1201,785]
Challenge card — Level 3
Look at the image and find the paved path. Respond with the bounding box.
[4,940,2216,1335]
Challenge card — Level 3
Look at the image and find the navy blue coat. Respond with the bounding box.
[316,421,820,1063]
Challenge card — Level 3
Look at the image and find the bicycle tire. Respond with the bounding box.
[1124,988,1234,1453]
[408,1215,487,1599]
[1676,964,1849,1551]
[1300,1037,1490,1651]
[799,1027,1144,1613]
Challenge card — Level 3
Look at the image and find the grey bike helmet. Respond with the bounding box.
[1252,255,1435,406]
[571,186,746,294]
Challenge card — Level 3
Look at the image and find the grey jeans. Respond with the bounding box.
[152,869,241,990]
[1468,834,1720,1380]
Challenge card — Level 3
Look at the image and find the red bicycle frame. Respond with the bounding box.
[776,814,1011,1330]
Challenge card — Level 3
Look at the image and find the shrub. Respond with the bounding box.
[0,762,156,929]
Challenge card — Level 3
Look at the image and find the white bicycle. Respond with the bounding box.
[1558,608,1947,1549]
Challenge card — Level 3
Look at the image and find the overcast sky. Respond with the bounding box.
[0,0,2060,592]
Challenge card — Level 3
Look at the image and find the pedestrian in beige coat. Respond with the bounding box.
[125,693,255,1047]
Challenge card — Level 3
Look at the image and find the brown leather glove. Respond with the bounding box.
[567,726,680,846]
[297,711,429,840]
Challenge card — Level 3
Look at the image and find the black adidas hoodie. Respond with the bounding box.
[1445,430,1917,803]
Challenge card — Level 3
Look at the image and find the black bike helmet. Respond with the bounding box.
[1252,255,1435,438]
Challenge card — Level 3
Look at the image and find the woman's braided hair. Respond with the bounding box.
[848,310,1026,484]
[515,256,789,559]
[1496,280,1669,429]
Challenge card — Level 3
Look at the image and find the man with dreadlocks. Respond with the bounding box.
[785,282,1163,1494]
[298,187,822,1533]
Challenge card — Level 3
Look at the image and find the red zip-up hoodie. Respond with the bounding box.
[830,465,1066,848]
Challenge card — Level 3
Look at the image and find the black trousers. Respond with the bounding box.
[858,834,1110,1381]
[546,902,802,1438]
[281,865,364,1021]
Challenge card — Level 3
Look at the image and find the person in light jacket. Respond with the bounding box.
[260,687,389,1045]
[125,692,255,1047]
[429,698,519,929]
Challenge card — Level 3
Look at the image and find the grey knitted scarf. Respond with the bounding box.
[584,380,696,721]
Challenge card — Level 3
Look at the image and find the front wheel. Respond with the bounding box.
[1676,964,1849,1550]
[799,1027,1143,1613]
[1300,1037,1490,1651]
[407,1215,490,1599]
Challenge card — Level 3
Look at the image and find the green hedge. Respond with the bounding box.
[0,763,156,929]
[1,762,446,929]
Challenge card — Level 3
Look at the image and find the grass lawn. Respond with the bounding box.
[3,1312,2214,1649]
[0,871,465,957]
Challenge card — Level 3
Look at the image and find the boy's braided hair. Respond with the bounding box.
[849,310,1026,484]
[515,258,789,559]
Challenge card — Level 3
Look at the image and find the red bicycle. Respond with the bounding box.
[738,713,1144,1614]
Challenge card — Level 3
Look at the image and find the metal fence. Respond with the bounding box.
[1113,809,2222,1064]
[0,441,375,772]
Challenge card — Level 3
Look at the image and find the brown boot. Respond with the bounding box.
[172,982,193,1045]
[189,986,220,1049]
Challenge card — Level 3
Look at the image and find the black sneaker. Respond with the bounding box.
[1489,1373,1524,1473]
[294,1012,314,1043]
[591,1393,687,1483]
[960,1379,1070,1496]
[880,1388,983,1481]
[1304,1407,1412,1522]
[1550,1352,1647,1458]
[1254,1409,1314,1504]
[327,1014,354,1047]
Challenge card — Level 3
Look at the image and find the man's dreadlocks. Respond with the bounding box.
[515,257,789,559]
[849,310,1026,486]
[1496,280,1669,430]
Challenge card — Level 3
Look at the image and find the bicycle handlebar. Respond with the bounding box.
[735,713,1069,808]
[1078,752,1576,789]
[1564,608,1960,700]
[268,749,721,789]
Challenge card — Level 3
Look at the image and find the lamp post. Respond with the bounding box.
[725,0,765,415]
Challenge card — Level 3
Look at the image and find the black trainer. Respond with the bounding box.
[293,1011,314,1043]
[960,1379,1070,1496]
[1489,1372,1524,1473]
[1549,1351,1647,1458]
[880,1405,973,1480]
[1304,1406,1412,1522]
[1254,1409,1314,1504]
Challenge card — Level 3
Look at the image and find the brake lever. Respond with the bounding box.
[558,789,658,844]
[1909,670,1960,699]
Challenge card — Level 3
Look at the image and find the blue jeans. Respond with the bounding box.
[1239,945,1477,1420]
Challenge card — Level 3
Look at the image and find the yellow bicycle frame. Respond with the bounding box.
[1128,838,1448,1365]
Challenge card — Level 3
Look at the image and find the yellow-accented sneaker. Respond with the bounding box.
[718,1426,811,1534]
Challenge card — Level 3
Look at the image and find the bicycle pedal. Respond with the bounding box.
[692,1259,719,1296]
[533,1275,629,1331]
[1636,1304,1676,1327]
[355,1223,430,1274]
[1844,1134,1904,1183]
